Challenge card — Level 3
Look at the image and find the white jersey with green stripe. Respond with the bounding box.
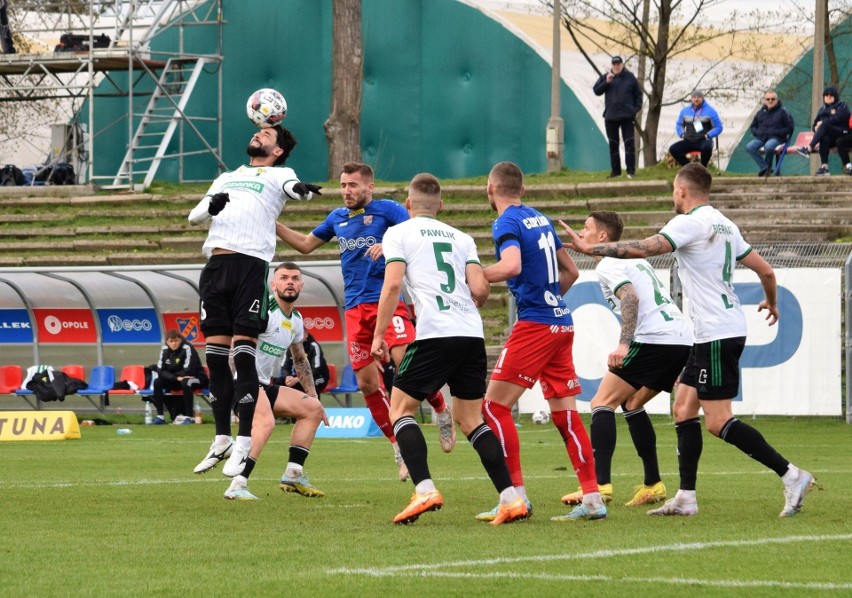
[191,164,305,261]
[659,204,751,342]
[382,216,484,340]
[255,299,304,385]
[595,257,692,345]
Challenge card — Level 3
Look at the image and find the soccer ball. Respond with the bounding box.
[532,409,550,425]
[246,88,287,128]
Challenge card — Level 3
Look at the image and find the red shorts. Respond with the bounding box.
[345,301,415,370]
[491,320,581,398]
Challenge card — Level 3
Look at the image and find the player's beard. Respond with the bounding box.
[246,142,268,159]
[277,289,300,303]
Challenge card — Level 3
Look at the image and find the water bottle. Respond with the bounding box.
[116,428,132,435]
[144,401,154,425]
[193,398,202,425]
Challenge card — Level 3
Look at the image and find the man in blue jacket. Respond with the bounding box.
[745,90,794,176]
[668,90,723,167]
[593,56,643,178]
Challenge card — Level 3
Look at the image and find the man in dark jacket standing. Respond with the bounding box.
[593,55,643,178]
[150,330,209,424]
[745,90,794,176]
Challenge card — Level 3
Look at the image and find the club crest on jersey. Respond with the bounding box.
[363,215,373,225]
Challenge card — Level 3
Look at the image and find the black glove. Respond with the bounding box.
[207,192,230,215]
[292,182,322,196]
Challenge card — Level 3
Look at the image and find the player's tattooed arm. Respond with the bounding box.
[290,343,317,398]
[615,284,639,346]
[592,234,671,258]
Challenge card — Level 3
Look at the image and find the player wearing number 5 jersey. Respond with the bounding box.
[275,162,453,480]
[560,211,692,512]
[478,161,607,523]
[370,173,526,525]
[561,163,815,518]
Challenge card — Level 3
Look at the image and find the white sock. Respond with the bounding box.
[782,464,800,484]
[235,435,251,449]
[415,479,437,494]
[515,485,528,502]
[499,486,520,504]
[215,434,231,445]
[284,463,303,478]
[583,491,604,509]
[675,489,696,502]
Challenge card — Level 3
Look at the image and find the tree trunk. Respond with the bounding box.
[642,0,671,166]
[324,0,362,180]
[824,1,839,88]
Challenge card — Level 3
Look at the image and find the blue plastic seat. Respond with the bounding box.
[325,364,360,407]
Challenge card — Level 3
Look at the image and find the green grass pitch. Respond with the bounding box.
[1,415,850,597]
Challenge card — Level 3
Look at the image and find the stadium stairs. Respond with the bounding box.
[1,175,850,352]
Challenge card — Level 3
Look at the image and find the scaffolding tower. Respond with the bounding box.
[0,0,224,189]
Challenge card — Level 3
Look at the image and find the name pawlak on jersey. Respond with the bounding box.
[383,216,484,340]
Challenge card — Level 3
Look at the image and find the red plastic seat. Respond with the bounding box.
[109,365,147,394]
[0,365,23,393]
[61,364,85,381]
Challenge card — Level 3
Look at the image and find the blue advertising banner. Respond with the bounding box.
[0,309,34,343]
[97,308,161,344]
[315,408,382,438]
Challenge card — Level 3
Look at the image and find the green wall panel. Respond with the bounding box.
[87,0,607,185]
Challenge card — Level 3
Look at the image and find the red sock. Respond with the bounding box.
[552,409,598,494]
[482,399,523,487]
[363,387,395,442]
[425,389,447,413]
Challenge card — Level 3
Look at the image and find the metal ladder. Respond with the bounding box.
[112,56,213,188]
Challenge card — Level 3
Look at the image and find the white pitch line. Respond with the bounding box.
[347,570,852,591]
[328,533,852,578]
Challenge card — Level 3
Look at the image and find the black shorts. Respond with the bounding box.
[679,337,746,400]
[260,382,280,409]
[199,253,269,338]
[612,342,690,392]
[394,336,487,401]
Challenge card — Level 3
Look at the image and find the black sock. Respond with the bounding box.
[720,418,789,476]
[232,340,258,437]
[675,417,702,491]
[242,457,257,479]
[590,407,616,485]
[393,416,430,485]
[624,407,661,486]
[205,343,233,436]
[288,445,310,468]
[468,423,513,493]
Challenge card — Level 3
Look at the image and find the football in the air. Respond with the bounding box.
[532,409,550,425]
[246,88,287,128]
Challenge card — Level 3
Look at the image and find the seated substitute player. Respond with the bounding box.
[149,329,209,424]
[561,163,815,518]
[370,173,527,525]
[559,211,692,509]
[188,125,320,476]
[224,262,328,500]
[476,161,606,523]
[275,161,454,482]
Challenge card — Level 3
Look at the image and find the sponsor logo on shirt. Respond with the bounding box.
[337,236,378,252]
[259,341,286,358]
[222,180,265,193]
